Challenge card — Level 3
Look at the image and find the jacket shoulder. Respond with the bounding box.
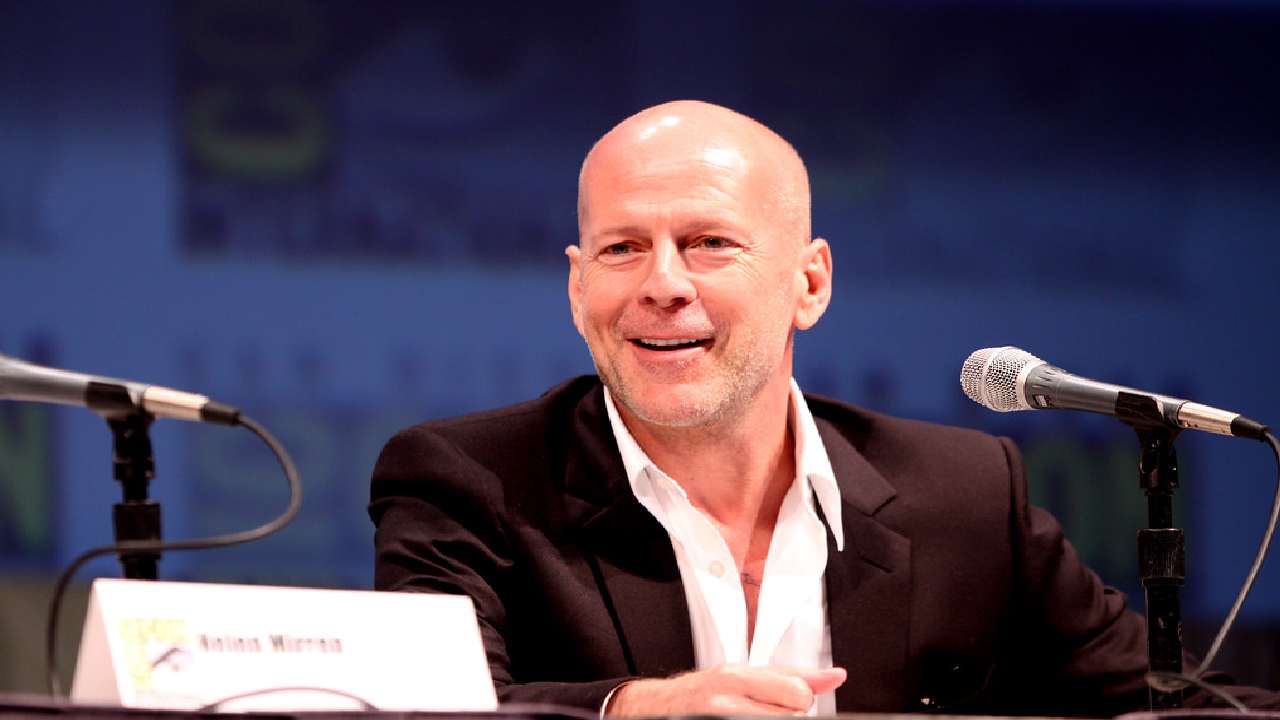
[388,375,603,460]
[805,392,1010,457]
[803,392,1018,498]
[369,376,611,527]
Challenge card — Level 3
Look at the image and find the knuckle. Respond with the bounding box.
[706,695,737,712]
[780,678,812,709]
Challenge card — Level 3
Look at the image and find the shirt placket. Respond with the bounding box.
[748,478,826,666]
[651,469,750,666]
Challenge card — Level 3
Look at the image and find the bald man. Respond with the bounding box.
[565,102,842,713]
[371,102,1204,715]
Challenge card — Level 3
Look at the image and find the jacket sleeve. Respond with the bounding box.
[368,425,631,711]
[995,435,1152,715]
[998,436,1280,714]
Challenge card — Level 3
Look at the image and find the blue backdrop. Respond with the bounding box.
[1,0,1278,689]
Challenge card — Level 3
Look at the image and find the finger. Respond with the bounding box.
[726,668,813,711]
[799,667,847,695]
[707,693,812,716]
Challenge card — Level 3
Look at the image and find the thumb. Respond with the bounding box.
[799,667,847,695]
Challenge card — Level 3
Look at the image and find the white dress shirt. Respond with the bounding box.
[603,380,845,715]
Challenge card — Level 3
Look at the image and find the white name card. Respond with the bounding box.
[71,578,497,712]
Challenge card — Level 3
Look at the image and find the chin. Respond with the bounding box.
[626,403,723,429]
[614,383,730,429]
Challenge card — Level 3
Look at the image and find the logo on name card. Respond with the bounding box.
[119,619,191,691]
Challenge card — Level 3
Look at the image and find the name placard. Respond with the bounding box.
[71,578,497,711]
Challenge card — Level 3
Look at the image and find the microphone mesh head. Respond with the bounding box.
[960,346,1043,412]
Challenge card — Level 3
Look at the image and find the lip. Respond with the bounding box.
[628,336,709,346]
[626,337,714,363]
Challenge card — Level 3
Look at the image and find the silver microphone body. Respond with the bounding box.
[961,346,1266,439]
[0,353,238,425]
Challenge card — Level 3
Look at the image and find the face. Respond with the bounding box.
[568,120,827,430]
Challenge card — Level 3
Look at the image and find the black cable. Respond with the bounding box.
[195,685,378,712]
[44,414,302,697]
[1190,429,1280,678]
[1143,428,1280,709]
[1146,671,1250,712]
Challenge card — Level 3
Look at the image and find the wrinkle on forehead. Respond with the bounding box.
[701,145,747,172]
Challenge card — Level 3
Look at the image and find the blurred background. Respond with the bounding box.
[2,0,1278,696]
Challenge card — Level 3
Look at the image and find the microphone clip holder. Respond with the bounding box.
[106,411,161,580]
[1117,391,1186,709]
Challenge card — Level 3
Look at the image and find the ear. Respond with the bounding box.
[793,238,833,331]
[565,244,586,338]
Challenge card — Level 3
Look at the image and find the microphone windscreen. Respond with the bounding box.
[960,346,1043,412]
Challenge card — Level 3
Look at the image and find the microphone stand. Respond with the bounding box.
[106,411,161,580]
[1116,393,1186,709]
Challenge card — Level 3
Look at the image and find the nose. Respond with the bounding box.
[639,241,696,309]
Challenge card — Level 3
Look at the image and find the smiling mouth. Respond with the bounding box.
[630,338,713,351]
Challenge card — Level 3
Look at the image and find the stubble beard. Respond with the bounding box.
[590,301,794,431]
[597,348,772,430]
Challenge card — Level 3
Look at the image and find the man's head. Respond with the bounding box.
[567,100,832,430]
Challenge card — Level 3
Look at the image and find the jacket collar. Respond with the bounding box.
[602,380,846,551]
[816,414,913,711]
[563,383,696,677]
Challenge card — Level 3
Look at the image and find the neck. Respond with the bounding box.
[618,374,796,527]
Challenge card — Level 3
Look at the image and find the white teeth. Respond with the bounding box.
[637,338,704,347]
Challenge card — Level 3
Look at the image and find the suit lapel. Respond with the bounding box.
[580,500,696,678]
[562,384,696,678]
[817,419,913,712]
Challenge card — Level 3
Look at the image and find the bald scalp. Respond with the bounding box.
[577,100,811,248]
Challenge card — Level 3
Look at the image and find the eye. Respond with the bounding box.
[594,241,642,264]
[693,236,732,250]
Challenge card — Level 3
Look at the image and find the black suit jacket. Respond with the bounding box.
[369,376,1167,715]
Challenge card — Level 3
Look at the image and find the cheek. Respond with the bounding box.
[579,281,628,327]
[709,267,788,316]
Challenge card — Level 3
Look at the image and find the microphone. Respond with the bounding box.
[0,353,240,425]
[960,346,1267,440]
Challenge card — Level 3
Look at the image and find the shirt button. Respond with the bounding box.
[708,560,725,577]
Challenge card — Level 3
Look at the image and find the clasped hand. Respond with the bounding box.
[606,665,848,716]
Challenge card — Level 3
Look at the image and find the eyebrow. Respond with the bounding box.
[591,219,745,242]
[591,225,648,241]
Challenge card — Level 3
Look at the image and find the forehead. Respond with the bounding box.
[581,141,772,234]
